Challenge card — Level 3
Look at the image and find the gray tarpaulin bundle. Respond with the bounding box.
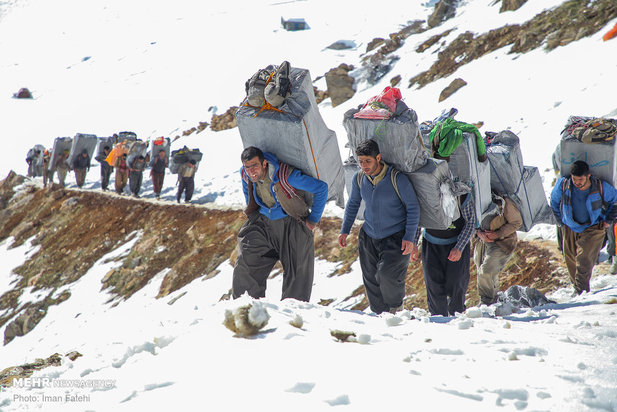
[408,159,461,230]
[558,115,617,186]
[149,137,171,166]
[26,144,46,177]
[170,146,203,174]
[48,137,73,173]
[96,137,114,158]
[236,66,345,208]
[486,130,555,231]
[344,104,460,230]
[448,131,495,227]
[343,105,428,173]
[68,133,97,166]
[126,140,149,166]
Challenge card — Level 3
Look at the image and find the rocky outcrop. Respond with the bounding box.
[210,107,238,131]
[501,0,527,13]
[325,64,355,107]
[428,0,458,28]
[313,87,329,104]
[439,78,467,102]
[409,0,617,89]
[416,29,455,53]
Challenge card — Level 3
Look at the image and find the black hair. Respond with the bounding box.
[355,140,380,158]
[241,146,265,163]
[189,159,196,165]
[104,146,110,151]
[571,160,590,177]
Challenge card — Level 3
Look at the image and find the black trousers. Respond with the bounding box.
[101,163,113,190]
[129,171,143,195]
[421,238,470,317]
[177,177,194,201]
[358,228,410,314]
[232,213,314,302]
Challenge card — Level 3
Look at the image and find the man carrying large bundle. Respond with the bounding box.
[550,160,617,295]
[233,146,328,302]
[338,140,420,314]
[473,193,522,305]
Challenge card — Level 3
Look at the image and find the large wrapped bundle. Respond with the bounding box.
[117,131,137,144]
[105,141,129,167]
[408,159,460,230]
[126,140,148,165]
[510,166,555,232]
[48,137,72,173]
[236,66,345,208]
[342,157,366,221]
[150,137,171,164]
[68,133,97,166]
[170,146,203,174]
[485,130,525,195]
[26,144,46,177]
[448,132,494,226]
[343,103,429,173]
[96,137,114,159]
[558,115,617,185]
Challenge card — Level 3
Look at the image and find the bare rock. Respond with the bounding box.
[428,0,458,28]
[439,78,468,102]
[325,64,355,107]
[500,0,527,13]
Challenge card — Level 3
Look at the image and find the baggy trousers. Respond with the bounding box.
[358,228,410,314]
[422,238,470,317]
[232,213,314,302]
[473,241,513,305]
[101,162,113,190]
[152,172,165,195]
[74,168,87,188]
[562,223,606,294]
[129,171,143,195]
[177,177,194,202]
[115,170,128,194]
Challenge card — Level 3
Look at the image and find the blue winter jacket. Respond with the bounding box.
[241,152,328,224]
[550,176,617,233]
[340,165,420,242]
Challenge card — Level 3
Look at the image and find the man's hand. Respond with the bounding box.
[401,240,415,256]
[407,242,419,262]
[448,248,462,262]
[477,231,494,243]
[338,233,348,248]
[305,221,316,231]
[485,231,499,241]
[603,221,611,229]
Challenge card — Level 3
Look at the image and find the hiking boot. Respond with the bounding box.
[610,260,617,275]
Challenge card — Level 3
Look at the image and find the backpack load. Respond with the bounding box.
[558,116,617,186]
[352,86,402,120]
[485,130,554,231]
[443,128,494,227]
[237,65,345,208]
[343,91,428,173]
[26,144,46,177]
[170,146,203,174]
[125,140,148,165]
[96,136,115,159]
[116,131,137,144]
[149,137,171,166]
[408,159,461,230]
[105,142,129,167]
[48,137,73,173]
[68,133,97,168]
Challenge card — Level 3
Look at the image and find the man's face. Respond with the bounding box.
[358,154,382,176]
[242,156,267,182]
[572,174,590,190]
[158,151,165,158]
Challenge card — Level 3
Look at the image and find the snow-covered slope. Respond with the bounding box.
[1,0,617,410]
